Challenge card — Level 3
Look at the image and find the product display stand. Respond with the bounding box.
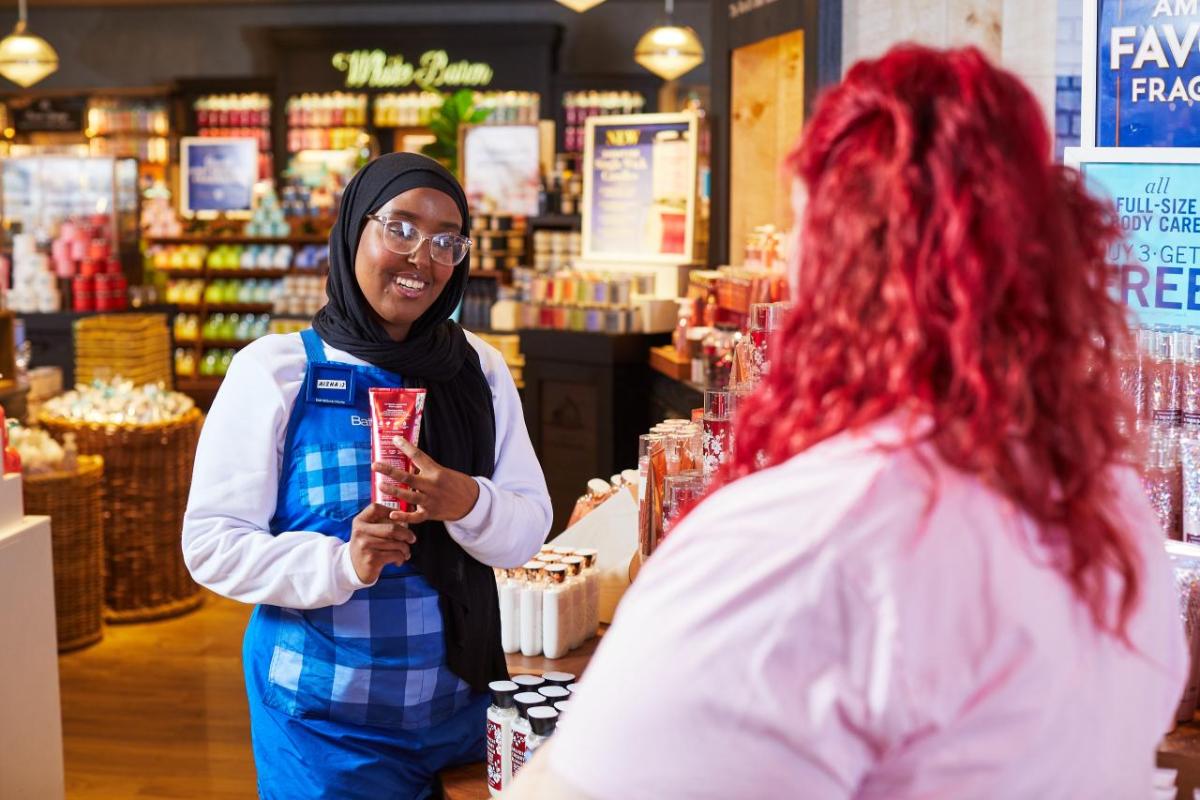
[0,474,66,800]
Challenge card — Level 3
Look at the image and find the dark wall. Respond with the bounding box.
[18,0,711,91]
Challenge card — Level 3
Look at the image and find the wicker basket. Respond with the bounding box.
[39,409,205,623]
[23,456,106,652]
[73,314,172,388]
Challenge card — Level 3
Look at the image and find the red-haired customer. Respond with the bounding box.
[503,45,1188,799]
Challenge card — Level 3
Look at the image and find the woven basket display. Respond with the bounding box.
[73,314,172,387]
[39,409,204,623]
[23,456,106,652]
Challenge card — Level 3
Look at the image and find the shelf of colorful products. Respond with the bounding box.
[374,90,541,128]
[148,237,329,381]
[85,96,172,167]
[191,93,275,181]
[561,90,648,153]
[286,93,370,153]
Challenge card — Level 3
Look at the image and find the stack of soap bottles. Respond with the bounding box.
[497,545,601,659]
[487,673,574,795]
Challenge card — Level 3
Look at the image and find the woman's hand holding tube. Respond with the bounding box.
[372,437,481,525]
[349,503,417,584]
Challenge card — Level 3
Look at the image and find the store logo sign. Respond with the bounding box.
[332,49,494,90]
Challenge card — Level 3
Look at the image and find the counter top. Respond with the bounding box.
[440,630,605,800]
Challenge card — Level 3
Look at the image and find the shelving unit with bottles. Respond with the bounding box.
[85,96,172,171]
[285,92,370,154]
[191,92,275,181]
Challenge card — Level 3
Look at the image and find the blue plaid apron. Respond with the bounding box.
[243,328,487,800]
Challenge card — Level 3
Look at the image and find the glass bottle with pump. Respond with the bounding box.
[486,680,519,797]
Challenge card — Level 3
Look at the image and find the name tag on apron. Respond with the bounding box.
[306,363,356,406]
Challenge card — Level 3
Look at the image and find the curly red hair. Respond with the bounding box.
[723,45,1138,634]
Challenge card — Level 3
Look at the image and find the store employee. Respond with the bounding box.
[183,153,551,799]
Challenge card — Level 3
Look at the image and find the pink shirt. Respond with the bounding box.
[549,420,1187,799]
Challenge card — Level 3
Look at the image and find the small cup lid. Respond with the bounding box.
[538,685,570,701]
[512,674,545,690]
[514,692,547,718]
[561,556,584,576]
[544,564,568,584]
[543,671,576,686]
[554,701,570,715]
[488,680,519,709]
[527,705,559,736]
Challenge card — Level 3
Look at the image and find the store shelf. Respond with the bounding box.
[530,214,582,230]
[469,270,506,281]
[175,376,223,392]
[205,269,290,279]
[157,268,205,279]
[203,303,275,314]
[201,338,261,348]
[146,235,329,246]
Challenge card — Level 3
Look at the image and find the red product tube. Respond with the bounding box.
[369,387,427,511]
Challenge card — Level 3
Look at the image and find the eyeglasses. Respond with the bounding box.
[366,214,473,267]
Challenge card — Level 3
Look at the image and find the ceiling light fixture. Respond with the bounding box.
[0,0,57,88]
[555,0,607,12]
[634,0,704,82]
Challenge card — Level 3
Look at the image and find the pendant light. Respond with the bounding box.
[634,0,704,82]
[0,0,57,88]
[555,0,606,12]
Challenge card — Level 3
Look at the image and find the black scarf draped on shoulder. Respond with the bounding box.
[312,152,506,693]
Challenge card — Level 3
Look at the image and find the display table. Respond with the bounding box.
[1160,723,1200,798]
[0,475,66,800]
[439,629,605,800]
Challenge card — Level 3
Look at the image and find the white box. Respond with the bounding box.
[0,515,65,800]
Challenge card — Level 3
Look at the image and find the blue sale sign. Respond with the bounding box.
[1083,160,1200,326]
[180,137,257,214]
[1097,0,1200,147]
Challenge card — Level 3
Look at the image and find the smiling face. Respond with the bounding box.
[354,187,464,342]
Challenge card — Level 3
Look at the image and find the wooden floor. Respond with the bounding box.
[59,593,258,799]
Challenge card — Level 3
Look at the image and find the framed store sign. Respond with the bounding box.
[11,97,85,134]
[582,112,700,264]
[179,137,258,216]
[1067,146,1200,327]
[460,124,541,217]
[1082,0,1200,147]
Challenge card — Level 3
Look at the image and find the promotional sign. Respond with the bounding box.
[1085,0,1200,147]
[582,113,699,264]
[1067,147,1200,327]
[460,125,541,217]
[179,137,258,216]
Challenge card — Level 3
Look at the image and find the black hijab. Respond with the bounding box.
[313,152,507,693]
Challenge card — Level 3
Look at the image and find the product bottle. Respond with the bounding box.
[522,706,559,767]
[541,563,571,659]
[486,680,520,797]
[538,685,570,707]
[561,556,587,649]
[498,567,522,655]
[512,674,545,694]
[510,692,547,780]
[553,700,571,718]
[542,671,576,688]
[519,561,545,657]
[575,548,600,639]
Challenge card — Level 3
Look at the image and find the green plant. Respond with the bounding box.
[421,89,491,174]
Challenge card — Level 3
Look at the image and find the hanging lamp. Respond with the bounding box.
[0,0,57,88]
[555,0,606,12]
[634,0,704,81]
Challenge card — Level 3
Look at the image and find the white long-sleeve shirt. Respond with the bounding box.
[182,331,552,610]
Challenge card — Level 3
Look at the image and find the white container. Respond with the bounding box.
[497,568,522,655]
[575,548,601,640]
[519,561,545,658]
[486,680,519,798]
[510,692,546,781]
[561,556,587,649]
[541,564,571,659]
